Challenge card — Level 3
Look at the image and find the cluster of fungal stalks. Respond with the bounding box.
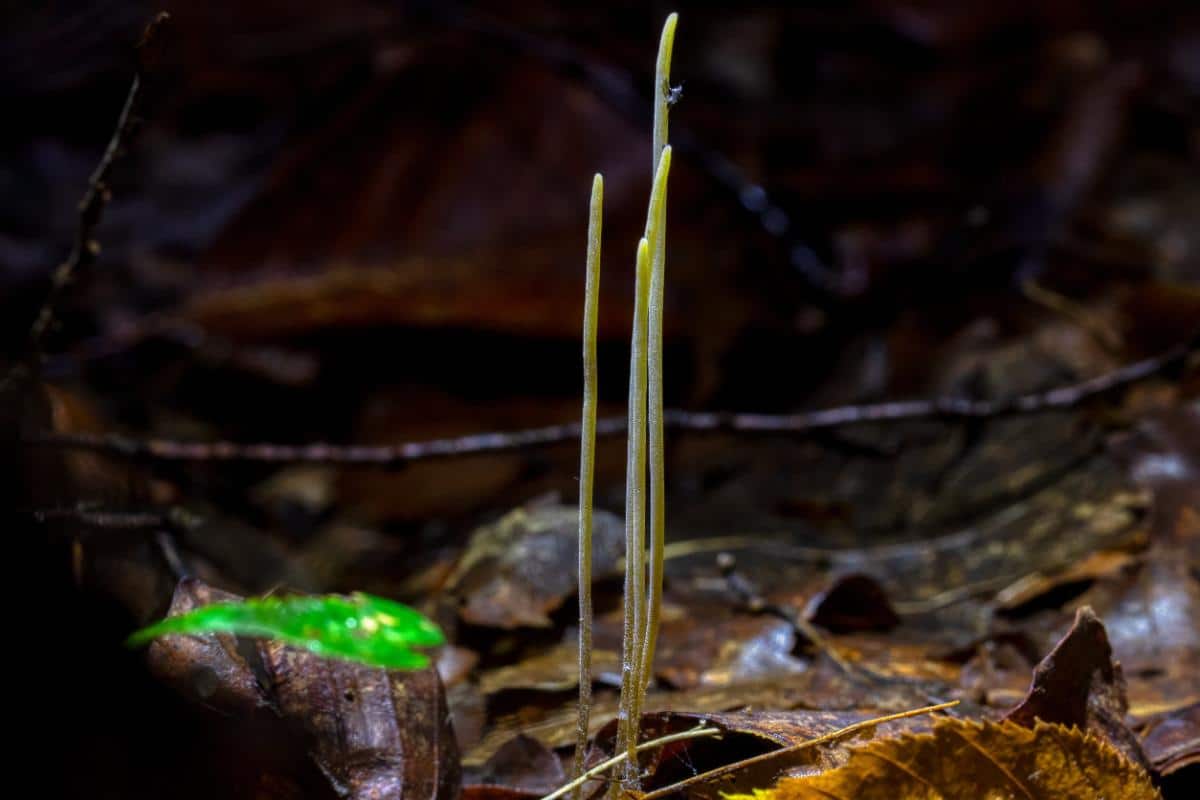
[574,12,678,798]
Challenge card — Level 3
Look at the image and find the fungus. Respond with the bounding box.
[571,172,603,797]
[574,12,678,795]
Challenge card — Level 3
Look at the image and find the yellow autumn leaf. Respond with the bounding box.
[728,717,1159,800]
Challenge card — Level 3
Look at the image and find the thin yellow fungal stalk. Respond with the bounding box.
[636,145,671,713]
[615,237,651,791]
[609,14,679,796]
[571,173,603,798]
[651,13,678,168]
[636,9,677,721]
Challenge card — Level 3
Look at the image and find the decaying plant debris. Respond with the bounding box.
[5,3,1200,799]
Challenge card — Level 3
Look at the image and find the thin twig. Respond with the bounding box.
[155,531,192,581]
[26,12,170,357]
[540,724,721,800]
[670,334,1195,432]
[637,701,959,800]
[31,508,170,530]
[28,418,624,464]
[27,504,201,532]
[24,337,1196,465]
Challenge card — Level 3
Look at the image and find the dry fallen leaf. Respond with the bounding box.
[1004,606,1148,769]
[1139,702,1200,776]
[463,733,566,796]
[734,717,1160,800]
[477,641,621,696]
[147,578,462,800]
[447,504,625,629]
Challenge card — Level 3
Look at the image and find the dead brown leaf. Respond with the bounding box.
[1075,557,1200,722]
[741,718,1160,800]
[146,578,271,715]
[147,578,462,800]
[1005,605,1148,769]
[447,504,624,629]
[801,573,900,633]
[1139,702,1200,776]
[477,642,620,696]
[652,613,807,690]
[463,733,566,797]
[464,667,952,768]
[647,707,948,798]
[951,635,1038,708]
[994,549,1141,613]
[262,641,461,800]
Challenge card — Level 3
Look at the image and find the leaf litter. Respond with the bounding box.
[9,4,1200,800]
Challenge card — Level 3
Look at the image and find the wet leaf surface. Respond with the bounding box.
[1140,702,1200,776]
[146,579,461,800]
[477,642,621,696]
[263,641,461,800]
[801,574,900,634]
[145,579,270,715]
[737,718,1160,800]
[447,504,625,629]
[655,615,806,690]
[1004,605,1148,768]
[463,734,566,797]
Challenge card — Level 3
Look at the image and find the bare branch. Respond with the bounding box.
[24,336,1196,466]
[27,503,199,532]
[26,12,170,357]
[28,416,625,465]
[668,333,1196,433]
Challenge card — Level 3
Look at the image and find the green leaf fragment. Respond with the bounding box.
[127,592,445,670]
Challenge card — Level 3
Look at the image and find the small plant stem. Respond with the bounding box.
[571,173,603,798]
[541,725,720,800]
[638,145,671,707]
[615,237,651,792]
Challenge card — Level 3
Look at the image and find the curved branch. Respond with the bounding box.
[24,336,1196,466]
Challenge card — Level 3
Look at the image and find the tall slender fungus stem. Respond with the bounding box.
[616,237,651,789]
[571,174,603,798]
[651,13,678,169]
[634,9,678,756]
[611,12,678,797]
[630,146,671,749]
[638,145,670,708]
